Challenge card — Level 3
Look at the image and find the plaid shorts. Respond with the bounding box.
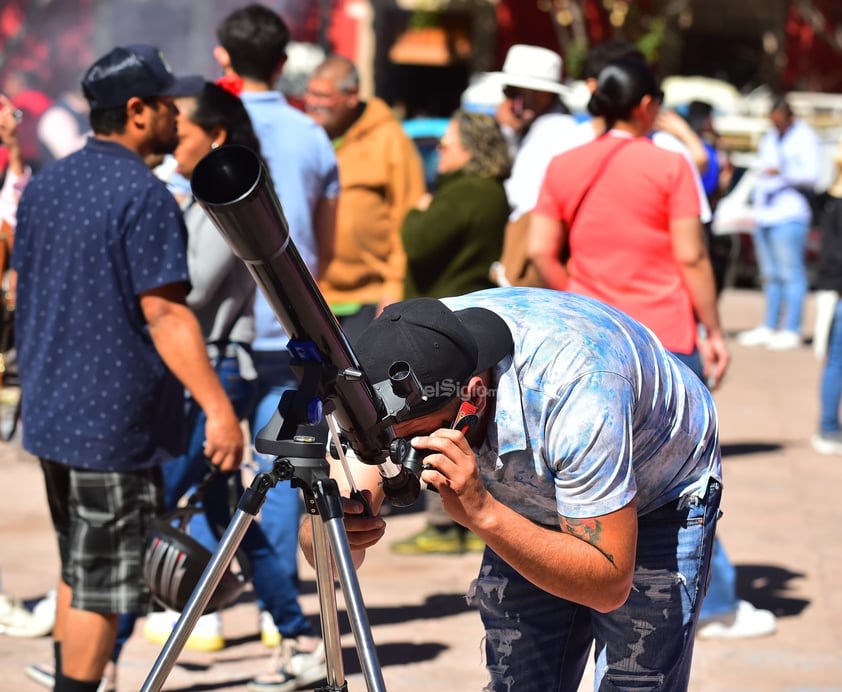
[40,458,163,614]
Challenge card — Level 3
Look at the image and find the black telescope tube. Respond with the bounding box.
[191,145,391,465]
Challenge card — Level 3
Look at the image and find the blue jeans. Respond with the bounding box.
[669,349,738,621]
[162,354,258,528]
[117,352,258,649]
[248,349,314,638]
[752,219,810,333]
[819,300,842,434]
[472,480,721,691]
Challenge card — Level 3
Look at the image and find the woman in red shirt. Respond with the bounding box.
[528,57,728,388]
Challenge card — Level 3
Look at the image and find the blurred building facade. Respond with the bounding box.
[0,0,840,119]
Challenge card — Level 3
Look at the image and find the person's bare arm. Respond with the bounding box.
[655,110,709,174]
[300,427,637,611]
[670,216,729,388]
[298,456,386,570]
[313,195,337,280]
[140,283,244,470]
[528,212,569,290]
[415,428,637,611]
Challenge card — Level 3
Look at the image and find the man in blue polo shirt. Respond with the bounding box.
[12,44,244,692]
[210,6,339,691]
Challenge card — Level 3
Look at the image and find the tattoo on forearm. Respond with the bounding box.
[560,517,616,566]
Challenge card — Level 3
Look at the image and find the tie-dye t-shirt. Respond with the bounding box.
[442,287,721,525]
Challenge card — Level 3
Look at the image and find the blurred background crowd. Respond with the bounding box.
[1,1,842,691]
[2,0,842,291]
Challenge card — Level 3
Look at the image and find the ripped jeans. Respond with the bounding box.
[471,480,721,692]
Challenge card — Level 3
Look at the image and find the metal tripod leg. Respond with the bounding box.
[141,464,386,692]
[141,473,270,692]
[141,501,256,692]
[310,478,386,691]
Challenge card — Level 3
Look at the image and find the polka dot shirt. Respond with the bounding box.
[13,138,191,470]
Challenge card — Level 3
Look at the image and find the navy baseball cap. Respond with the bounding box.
[82,44,204,110]
[353,298,513,417]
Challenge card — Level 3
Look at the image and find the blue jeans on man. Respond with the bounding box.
[670,349,738,622]
[150,348,314,638]
[473,480,721,690]
[248,349,315,639]
[117,350,258,646]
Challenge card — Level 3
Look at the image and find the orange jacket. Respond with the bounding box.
[318,97,426,308]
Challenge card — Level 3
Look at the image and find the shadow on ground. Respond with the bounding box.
[343,641,451,676]
[164,678,255,691]
[736,563,809,617]
[721,442,783,458]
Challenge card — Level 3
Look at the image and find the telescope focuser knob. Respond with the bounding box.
[389,437,410,464]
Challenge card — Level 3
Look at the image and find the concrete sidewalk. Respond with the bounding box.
[1,287,841,691]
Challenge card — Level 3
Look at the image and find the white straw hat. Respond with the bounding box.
[487,44,567,95]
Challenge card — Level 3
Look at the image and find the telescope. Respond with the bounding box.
[144,144,419,692]
[190,144,426,506]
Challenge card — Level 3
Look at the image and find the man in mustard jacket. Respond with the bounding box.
[305,55,426,340]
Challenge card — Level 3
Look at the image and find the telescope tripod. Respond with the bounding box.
[141,386,386,692]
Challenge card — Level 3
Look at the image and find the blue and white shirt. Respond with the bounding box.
[752,119,822,227]
[240,91,340,351]
[13,138,189,471]
[443,288,721,524]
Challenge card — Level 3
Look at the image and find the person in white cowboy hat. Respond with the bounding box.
[494,45,579,221]
[486,44,580,288]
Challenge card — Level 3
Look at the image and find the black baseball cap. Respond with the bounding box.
[82,44,205,110]
[353,298,514,417]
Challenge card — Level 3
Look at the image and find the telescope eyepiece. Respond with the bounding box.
[388,361,417,397]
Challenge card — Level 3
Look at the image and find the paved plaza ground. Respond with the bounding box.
[1,287,841,691]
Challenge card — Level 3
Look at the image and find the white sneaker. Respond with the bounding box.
[736,326,774,347]
[766,330,801,350]
[248,637,326,692]
[0,592,53,638]
[260,610,281,648]
[143,609,225,651]
[810,431,842,455]
[697,599,777,639]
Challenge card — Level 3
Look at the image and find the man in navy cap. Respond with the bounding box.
[302,286,723,691]
[13,45,242,692]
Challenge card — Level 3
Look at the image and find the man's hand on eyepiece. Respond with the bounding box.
[414,427,494,531]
